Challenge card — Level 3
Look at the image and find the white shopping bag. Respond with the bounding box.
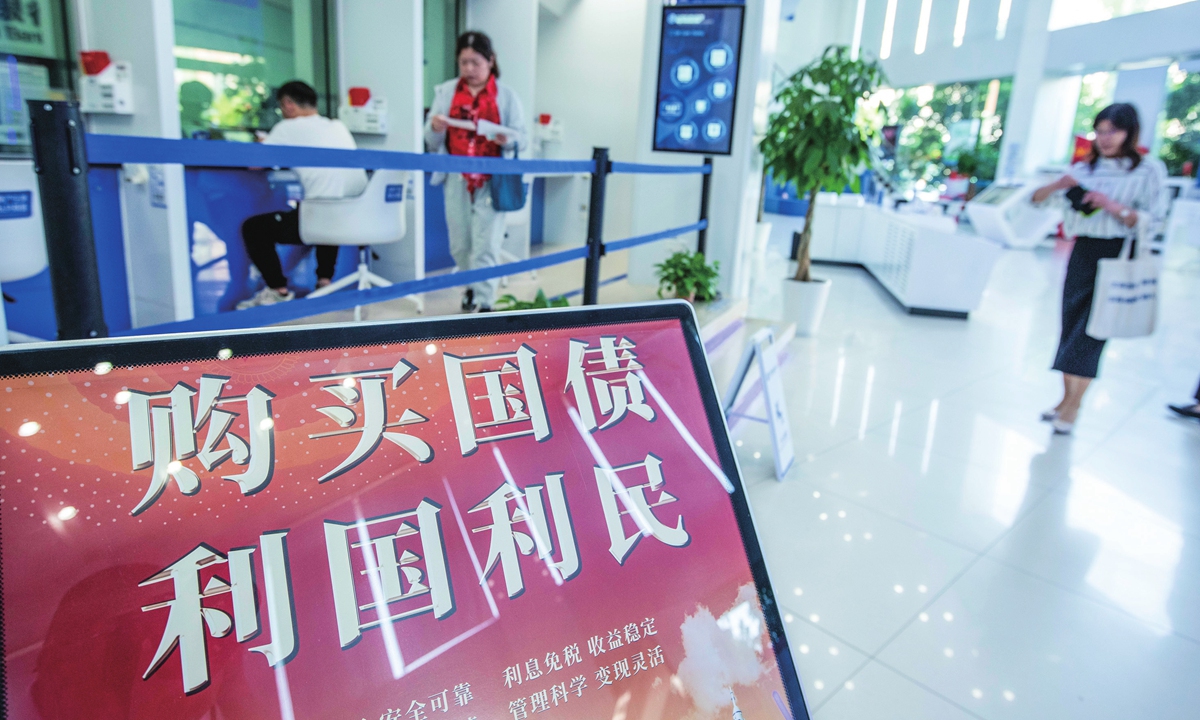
[1086,222,1159,340]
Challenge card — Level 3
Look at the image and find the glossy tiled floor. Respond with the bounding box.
[729,228,1200,720]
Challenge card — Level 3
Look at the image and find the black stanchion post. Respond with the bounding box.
[27,100,108,340]
[697,155,713,255]
[583,146,610,306]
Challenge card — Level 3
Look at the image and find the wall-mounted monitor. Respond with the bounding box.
[653,4,745,156]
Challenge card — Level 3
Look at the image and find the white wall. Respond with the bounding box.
[774,0,857,76]
[339,0,426,284]
[1113,64,1171,149]
[535,0,649,244]
[76,0,192,326]
[466,0,540,256]
[628,0,782,300]
[1043,2,1200,74]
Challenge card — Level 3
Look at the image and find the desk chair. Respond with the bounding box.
[300,170,407,314]
[1,160,50,344]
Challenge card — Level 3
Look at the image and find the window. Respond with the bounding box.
[871,77,1012,194]
[1159,62,1200,176]
[424,0,463,109]
[1070,71,1116,142]
[173,0,336,141]
[1,0,73,155]
[1048,0,1196,31]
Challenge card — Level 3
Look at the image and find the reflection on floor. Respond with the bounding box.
[729,229,1200,720]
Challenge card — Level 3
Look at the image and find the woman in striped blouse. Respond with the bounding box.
[1031,103,1167,435]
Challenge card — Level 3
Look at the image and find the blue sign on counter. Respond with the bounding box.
[0,191,33,220]
[653,4,744,155]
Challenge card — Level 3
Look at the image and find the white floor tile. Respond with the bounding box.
[777,610,871,709]
[746,476,977,654]
[814,661,980,720]
[796,432,1061,553]
[988,473,1200,642]
[876,556,1200,720]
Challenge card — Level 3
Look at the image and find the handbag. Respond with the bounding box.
[1086,217,1160,339]
[490,147,527,212]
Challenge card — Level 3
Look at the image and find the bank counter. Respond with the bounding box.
[808,193,1003,319]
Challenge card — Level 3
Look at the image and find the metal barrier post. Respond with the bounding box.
[583,147,610,305]
[697,155,713,255]
[28,101,108,340]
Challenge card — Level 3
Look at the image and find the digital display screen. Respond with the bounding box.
[653,5,745,155]
[0,305,807,720]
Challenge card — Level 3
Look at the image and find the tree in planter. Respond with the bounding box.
[760,45,886,281]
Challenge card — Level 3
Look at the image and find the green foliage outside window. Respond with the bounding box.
[1159,64,1200,177]
[873,78,1011,192]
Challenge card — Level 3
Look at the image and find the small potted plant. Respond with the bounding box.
[760,45,885,336]
[654,250,719,303]
[494,289,570,311]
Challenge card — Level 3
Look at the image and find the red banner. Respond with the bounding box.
[0,309,800,720]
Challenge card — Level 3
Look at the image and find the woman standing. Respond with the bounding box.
[1032,103,1167,434]
[425,31,527,313]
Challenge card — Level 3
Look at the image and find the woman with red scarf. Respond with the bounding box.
[425,31,527,312]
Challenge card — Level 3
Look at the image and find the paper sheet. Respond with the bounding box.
[476,118,519,142]
[440,116,477,131]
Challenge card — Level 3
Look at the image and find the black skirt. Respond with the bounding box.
[1053,236,1127,379]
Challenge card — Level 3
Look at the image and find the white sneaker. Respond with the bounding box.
[237,287,295,310]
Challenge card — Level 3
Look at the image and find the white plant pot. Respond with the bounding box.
[781,277,831,337]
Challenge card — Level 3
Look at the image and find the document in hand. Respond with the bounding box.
[441,116,477,131]
[476,118,519,141]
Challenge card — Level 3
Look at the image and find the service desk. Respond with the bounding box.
[809,198,1002,318]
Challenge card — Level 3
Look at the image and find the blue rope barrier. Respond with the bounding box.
[114,245,589,337]
[85,134,596,175]
[112,219,704,338]
[605,220,707,253]
[609,161,711,175]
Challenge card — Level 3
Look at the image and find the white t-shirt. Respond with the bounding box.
[264,115,368,200]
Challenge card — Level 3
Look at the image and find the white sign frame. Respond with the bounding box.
[724,327,795,481]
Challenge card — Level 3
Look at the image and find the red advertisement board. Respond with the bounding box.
[0,304,805,720]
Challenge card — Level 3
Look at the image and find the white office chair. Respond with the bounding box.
[300,170,407,303]
[1,160,50,345]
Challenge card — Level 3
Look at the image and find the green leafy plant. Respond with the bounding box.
[494,289,570,311]
[760,45,886,282]
[654,250,719,302]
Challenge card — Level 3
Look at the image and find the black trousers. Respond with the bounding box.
[1052,236,1127,379]
[242,208,338,289]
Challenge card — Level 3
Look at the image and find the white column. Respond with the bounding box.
[338,0,426,284]
[1113,64,1170,150]
[1023,74,1083,171]
[466,0,539,129]
[76,0,193,325]
[628,0,782,300]
[997,0,1055,180]
[467,0,540,257]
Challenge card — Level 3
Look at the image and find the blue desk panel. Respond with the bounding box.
[184,169,355,315]
[4,167,131,338]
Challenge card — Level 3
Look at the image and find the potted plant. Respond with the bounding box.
[654,250,719,303]
[760,45,885,336]
[494,289,570,311]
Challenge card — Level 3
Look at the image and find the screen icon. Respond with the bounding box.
[708,78,732,101]
[671,58,700,88]
[704,42,734,72]
[676,122,699,142]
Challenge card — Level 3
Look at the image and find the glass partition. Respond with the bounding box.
[173,0,335,140]
[1,0,73,155]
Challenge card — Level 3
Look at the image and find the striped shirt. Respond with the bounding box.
[1047,156,1168,240]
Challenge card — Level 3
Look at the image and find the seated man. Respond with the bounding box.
[237,80,368,308]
